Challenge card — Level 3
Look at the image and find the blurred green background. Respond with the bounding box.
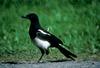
[0,0,100,61]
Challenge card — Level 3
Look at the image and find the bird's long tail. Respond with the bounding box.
[57,45,77,60]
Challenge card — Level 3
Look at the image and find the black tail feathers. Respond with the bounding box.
[57,45,77,60]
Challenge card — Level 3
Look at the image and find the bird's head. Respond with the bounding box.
[21,13,38,21]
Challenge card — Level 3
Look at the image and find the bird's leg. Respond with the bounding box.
[46,49,49,55]
[37,48,45,63]
[37,53,44,62]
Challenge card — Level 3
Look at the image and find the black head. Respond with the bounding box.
[21,13,38,21]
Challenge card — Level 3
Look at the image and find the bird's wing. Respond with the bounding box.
[36,29,63,45]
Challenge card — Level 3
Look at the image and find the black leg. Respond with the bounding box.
[37,48,45,62]
[46,49,49,55]
[37,53,44,62]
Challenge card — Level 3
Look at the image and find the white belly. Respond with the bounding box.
[34,37,50,49]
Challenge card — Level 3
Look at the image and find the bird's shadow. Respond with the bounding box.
[36,59,72,64]
[48,59,70,62]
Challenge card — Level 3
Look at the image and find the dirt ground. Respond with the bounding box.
[0,61,100,68]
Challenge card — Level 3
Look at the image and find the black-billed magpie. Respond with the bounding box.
[22,13,77,62]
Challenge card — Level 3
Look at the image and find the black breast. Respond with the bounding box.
[29,27,37,40]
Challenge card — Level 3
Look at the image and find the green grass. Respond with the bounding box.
[0,0,100,61]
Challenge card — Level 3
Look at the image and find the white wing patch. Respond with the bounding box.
[38,29,50,35]
[34,37,50,49]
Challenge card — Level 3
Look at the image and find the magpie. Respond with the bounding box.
[21,13,77,62]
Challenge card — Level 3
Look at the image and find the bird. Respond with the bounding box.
[21,13,77,62]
